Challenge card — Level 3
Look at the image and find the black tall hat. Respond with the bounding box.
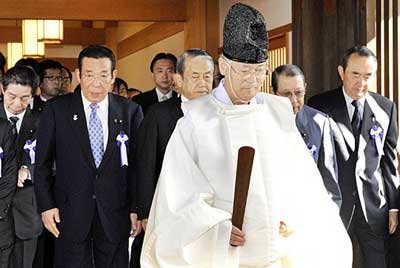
[223,3,268,64]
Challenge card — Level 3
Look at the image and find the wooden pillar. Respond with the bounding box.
[205,0,220,61]
[184,0,220,60]
[105,21,118,59]
[184,0,207,50]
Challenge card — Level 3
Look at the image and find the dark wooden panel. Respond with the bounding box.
[376,0,382,95]
[393,0,399,106]
[383,0,389,98]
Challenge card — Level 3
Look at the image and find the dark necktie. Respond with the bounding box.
[9,116,19,140]
[351,100,362,142]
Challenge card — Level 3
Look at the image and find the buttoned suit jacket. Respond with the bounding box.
[295,105,342,208]
[0,117,17,248]
[34,91,143,243]
[32,95,46,114]
[136,97,183,219]
[308,87,400,234]
[0,104,42,240]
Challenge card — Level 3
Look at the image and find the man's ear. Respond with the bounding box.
[111,69,118,85]
[76,69,81,84]
[218,56,229,76]
[0,83,3,94]
[337,65,345,81]
[173,73,183,93]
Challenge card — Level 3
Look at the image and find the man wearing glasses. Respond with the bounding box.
[34,45,143,267]
[141,4,351,268]
[33,60,63,113]
[272,64,341,209]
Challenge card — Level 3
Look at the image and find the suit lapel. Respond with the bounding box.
[150,88,158,103]
[329,88,356,152]
[0,103,7,120]
[168,98,183,131]
[98,94,122,171]
[17,108,36,151]
[68,91,96,169]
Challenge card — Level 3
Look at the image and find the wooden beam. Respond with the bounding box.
[268,23,292,38]
[117,22,184,59]
[0,0,186,21]
[0,26,105,45]
[105,23,119,59]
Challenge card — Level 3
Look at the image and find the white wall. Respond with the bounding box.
[116,31,184,91]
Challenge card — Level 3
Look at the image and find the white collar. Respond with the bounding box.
[4,105,26,122]
[81,91,109,112]
[155,87,173,101]
[213,79,257,105]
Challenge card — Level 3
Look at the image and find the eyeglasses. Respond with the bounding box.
[44,76,63,82]
[229,64,268,80]
[277,89,306,99]
[61,76,70,82]
[82,73,111,83]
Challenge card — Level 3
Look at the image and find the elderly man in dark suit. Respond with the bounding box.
[271,64,341,208]
[132,53,177,115]
[34,45,143,267]
[0,66,42,268]
[308,46,399,268]
[130,48,214,268]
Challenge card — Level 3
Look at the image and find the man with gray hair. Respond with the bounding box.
[272,64,341,209]
[131,48,214,268]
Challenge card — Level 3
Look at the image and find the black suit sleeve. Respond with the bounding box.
[381,103,400,210]
[0,122,17,219]
[135,108,159,219]
[128,105,143,213]
[34,102,57,213]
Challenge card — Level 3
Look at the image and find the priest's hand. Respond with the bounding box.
[17,166,29,187]
[130,213,142,237]
[142,219,148,231]
[230,225,245,246]
[42,208,60,238]
[388,210,398,234]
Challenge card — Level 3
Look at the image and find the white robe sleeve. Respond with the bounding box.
[141,117,237,268]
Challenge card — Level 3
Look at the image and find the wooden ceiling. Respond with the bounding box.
[0,0,186,21]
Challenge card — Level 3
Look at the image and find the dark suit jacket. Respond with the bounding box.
[132,88,177,116]
[0,118,17,247]
[34,92,143,243]
[136,97,183,219]
[296,105,341,208]
[0,104,42,240]
[308,87,400,234]
[32,95,46,114]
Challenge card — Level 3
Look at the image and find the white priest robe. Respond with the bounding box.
[141,84,352,268]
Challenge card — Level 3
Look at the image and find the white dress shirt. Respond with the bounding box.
[342,87,366,121]
[81,91,109,150]
[155,87,173,102]
[4,106,26,134]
